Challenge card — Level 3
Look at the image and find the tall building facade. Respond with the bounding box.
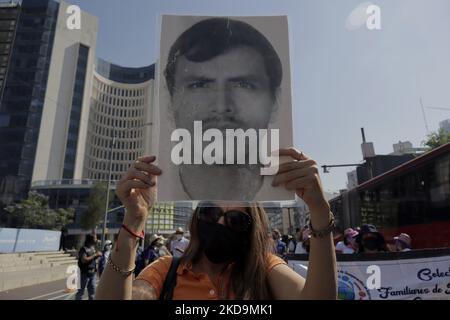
[440,119,450,134]
[0,1,191,237]
[32,1,97,183]
[84,58,155,181]
[0,0,97,207]
[0,2,20,98]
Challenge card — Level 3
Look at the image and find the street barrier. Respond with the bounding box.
[0,228,61,253]
[287,248,450,300]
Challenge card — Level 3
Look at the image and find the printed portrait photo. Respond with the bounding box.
[155,15,294,202]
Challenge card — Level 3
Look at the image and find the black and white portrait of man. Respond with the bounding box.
[156,15,293,201]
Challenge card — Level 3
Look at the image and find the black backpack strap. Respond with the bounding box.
[159,257,182,300]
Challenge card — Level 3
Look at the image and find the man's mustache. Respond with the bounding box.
[200,116,246,130]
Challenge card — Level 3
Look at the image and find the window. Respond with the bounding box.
[0,114,10,127]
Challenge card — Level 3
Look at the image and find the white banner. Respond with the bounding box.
[288,254,450,300]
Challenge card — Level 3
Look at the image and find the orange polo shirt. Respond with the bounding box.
[135,254,286,300]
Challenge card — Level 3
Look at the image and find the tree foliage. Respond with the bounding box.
[4,191,74,230]
[423,128,450,149]
[80,181,114,232]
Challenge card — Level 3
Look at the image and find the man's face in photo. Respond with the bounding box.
[170,46,277,134]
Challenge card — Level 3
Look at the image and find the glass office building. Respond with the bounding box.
[0,0,98,215]
[84,58,155,182]
[0,2,20,98]
[0,0,59,206]
[62,44,90,179]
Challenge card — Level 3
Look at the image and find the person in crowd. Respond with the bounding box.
[287,235,297,253]
[335,228,359,254]
[59,226,68,252]
[143,234,164,267]
[394,233,412,252]
[170,227,190,258]
[272,229,287,257]
[355,224,388,253]
[98,240,113,277]
[158,238,172,257]
[76,234,102,300]
[96,148,337,299]
[134,239,145,277]
[282,234,289,248]
[295,228,311,254]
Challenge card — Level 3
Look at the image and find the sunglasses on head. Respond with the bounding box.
[197,206,252,232]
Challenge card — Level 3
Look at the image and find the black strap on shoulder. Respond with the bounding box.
[159,257,182,300]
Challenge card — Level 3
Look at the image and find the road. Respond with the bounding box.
[0,278,95,300]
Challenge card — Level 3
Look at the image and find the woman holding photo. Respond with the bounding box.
[96,147,337,300]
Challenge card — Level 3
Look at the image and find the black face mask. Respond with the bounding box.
[197,220,248,264]
[362,238,379,251]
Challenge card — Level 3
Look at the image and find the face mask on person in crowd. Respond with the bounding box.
[197,220,248,264]
[395,240,408,251]
[347,237,357,248]
[362,237,379,251]
[176,234,183,240]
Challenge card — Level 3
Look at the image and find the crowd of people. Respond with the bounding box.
[77,218,412,300]
[271,223,413,258]
[75,228,190,300]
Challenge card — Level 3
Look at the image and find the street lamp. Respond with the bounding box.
[321,163,360,174]
[100,122,153,249]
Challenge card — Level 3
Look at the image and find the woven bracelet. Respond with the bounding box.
[107,255,135,277]
[308,212,336,238]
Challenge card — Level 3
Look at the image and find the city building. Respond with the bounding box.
[391,141,428,156]
[147,202,193,237]
[330,142,450,249]
[345,139,425,190]
[263,200,307,236]
[0,1,188,237]
[84,58,155,181]
[0,1,20,99]
[30,179,123,248]
[440,119,450,134]
[347,170,358,189]
[29,53,159,238]
[0,0,98,207]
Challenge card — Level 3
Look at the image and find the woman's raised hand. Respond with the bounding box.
[115,155,162,223]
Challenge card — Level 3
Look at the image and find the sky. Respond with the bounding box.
[66,0,450,193]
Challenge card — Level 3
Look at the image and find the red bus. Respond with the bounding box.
[330,142,450,249]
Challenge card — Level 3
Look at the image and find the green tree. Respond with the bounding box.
[4,191,74,230]
[80,182,114,232]
[55,207,76,230]
[423,128,450,149]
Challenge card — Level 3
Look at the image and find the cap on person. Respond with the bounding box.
[394,233,412,248]
[149,234,163,245]
[355,224,385,243]
[175,227,184,235]
[302,229,311,242]
[344,228,359,238]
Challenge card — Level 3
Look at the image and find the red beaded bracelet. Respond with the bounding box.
[121,224,145,240]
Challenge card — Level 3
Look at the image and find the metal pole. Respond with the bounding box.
[100,122,152,249]
[420,98,430,135]
[101,126,115,250]
[287,207,292,235]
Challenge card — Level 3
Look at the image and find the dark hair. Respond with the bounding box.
[84,234,96,247]
[343,237,349,246]
[164,17,282,99]
[182,202,273,299]
[272,229,281,239]
[358,232,388,253]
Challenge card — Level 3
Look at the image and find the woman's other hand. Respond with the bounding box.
[272,148,330,222]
